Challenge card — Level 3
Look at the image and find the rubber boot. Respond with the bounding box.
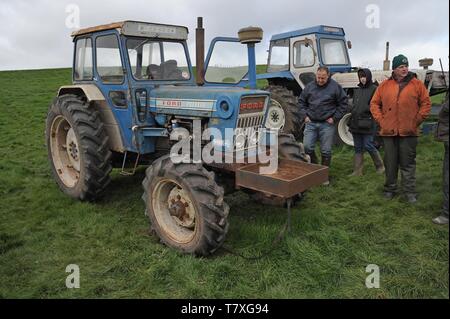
[321,155,331,167]
[306,151,318,164]
[321,155,331,186]
[369,151,385,174]
[350,153,364,176]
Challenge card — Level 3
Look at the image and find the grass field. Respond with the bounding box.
[0,68,448,299]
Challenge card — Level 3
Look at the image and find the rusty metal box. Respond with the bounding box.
[235,159,329,199]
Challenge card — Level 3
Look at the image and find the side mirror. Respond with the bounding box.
[135,89,148,122]
[347,41,352,49]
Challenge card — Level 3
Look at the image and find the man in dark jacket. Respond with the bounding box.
[299,66,348,181]
[348,68,384,176]
[433,94,449,225]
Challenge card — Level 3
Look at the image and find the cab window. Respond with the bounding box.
[96,34,124,84]
[74,38,93,81]
[267,39,289,72]
[293,41,315,67]
[127,39,190,81]
[320,38,349,65]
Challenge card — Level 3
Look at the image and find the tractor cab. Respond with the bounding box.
[263,25,352,89]
[72,21,193,84]
[68,21,197,154]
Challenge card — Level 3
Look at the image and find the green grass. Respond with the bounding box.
[0,68,448,299]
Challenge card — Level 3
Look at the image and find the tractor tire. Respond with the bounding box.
[249,133,309,207]
[265,85,303,141]
[46,94,112,201]
[142,155,229,256]
[335,113,354,146]
[278,133,310,163]
[334,97,354,146]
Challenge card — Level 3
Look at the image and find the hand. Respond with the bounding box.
[416,115,423,126]
[326,118,334,125]
[305,116,311,123]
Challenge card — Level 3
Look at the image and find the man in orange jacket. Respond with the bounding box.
[370,54,431,203]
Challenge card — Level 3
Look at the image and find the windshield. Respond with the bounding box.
[319,38,349,65]
[293,40,315,67]
[204,40,248,84]
[126,38,191,81]
[267,39,289,72]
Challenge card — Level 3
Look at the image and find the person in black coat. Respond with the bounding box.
[348,68,384,176]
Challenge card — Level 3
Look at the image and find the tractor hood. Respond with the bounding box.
[149,85,269,118]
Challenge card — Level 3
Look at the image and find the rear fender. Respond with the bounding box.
[57,84,125,152]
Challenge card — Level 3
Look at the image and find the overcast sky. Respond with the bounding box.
[0,0,448,71]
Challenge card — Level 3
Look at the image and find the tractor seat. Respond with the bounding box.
[147,64,162,80]
[161,60,183,80]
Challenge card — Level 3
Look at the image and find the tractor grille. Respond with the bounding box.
[237,114,265,128]
[234,96,268,151]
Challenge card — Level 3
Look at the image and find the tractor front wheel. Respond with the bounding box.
[142,156,229,255]
[265,85,303,140]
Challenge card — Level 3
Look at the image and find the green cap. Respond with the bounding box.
[392,54,409,70]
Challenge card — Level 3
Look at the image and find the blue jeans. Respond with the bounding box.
[352,133,377,154]
[303,121,335,157]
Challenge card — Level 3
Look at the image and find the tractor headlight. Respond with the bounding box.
[216,98,234,119]
[220,101,229,112]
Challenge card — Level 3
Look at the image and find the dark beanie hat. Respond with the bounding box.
[392,54,409,70]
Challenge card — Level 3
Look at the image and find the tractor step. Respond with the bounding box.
[235,159,328,199]
[120,151,140,176]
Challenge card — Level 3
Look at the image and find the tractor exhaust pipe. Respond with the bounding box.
[383,41,390,71]
[196,17,205,86]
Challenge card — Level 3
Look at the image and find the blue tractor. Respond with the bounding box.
[46,18,328,255]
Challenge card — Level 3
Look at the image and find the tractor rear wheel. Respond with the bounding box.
[265,85,303,140]
[142,155,229,256]
[46,94,112,201]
